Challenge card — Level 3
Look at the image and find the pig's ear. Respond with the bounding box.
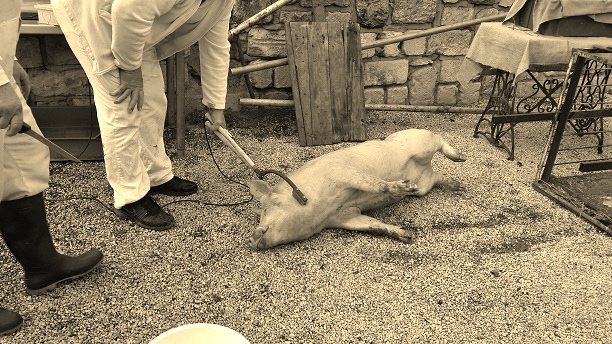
[249,180,271,201]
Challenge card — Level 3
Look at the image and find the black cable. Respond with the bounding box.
[47,117,254,212]
[72,82,96,160]
[48,83,95,174]
[158,122,255,208]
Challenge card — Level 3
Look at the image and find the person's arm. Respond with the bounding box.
[198,6,232,130]
[13,60,30,100]
[0,64,23,136]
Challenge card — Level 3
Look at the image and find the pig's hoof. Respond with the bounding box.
[395,228,415,243]
[452,153,467,163]
[446,178,466,192]
[386,180,418,196]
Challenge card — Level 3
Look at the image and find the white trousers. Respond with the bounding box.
[1,5,50,202]
[53,5,175,208]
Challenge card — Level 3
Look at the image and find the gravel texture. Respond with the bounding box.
[1,110,612,343]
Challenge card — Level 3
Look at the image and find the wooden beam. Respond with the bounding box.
[579,160,612,172]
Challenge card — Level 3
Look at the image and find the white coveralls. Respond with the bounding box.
[50,0,235,208]
[0,0,50,202]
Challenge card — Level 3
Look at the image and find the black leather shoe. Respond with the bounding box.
[149,176,198,196]
[0,308,22,335]
[114,195,175,230]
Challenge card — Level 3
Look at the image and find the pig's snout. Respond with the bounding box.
[247,226,268,250]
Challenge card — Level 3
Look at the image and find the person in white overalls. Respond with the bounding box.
[51,0,236,230]
[0,0,103,335]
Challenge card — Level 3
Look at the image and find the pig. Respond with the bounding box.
[247,128,466,250]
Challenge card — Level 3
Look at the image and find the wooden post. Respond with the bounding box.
[175,51,186,158]
[165,55,177,127]
[312,0,326,22]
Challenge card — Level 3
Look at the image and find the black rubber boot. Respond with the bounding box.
[0,193,103,295]
[0,307,22,335]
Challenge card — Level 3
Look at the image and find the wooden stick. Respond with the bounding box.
[205,120,256,169]
[240,98,294,107]
[364,103,484,114]
[230,13,507,75]
[230,58,289,75]
[361,13,506,50]
[228,0,293,39]
[239,98,486,114]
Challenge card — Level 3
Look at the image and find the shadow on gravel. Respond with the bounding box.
[478,234,553,254]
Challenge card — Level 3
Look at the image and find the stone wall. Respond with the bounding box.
[17,0,516,123]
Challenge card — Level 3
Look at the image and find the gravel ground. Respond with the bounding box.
[2,110,612,343]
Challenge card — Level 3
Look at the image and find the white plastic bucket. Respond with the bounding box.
[149,323,250,344]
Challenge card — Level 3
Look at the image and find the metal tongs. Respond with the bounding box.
[204,113,307,205]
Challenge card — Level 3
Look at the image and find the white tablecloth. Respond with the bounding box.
[457,22,612,89]
[505,0,612,31]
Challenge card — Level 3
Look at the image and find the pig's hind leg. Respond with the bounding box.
[341,168,419,197]
[327,207,415,243]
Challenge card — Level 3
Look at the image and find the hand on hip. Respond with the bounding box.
[110,67,144,113]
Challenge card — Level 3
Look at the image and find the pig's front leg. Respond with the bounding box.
[340,169,418,197]
[327,207,414,243]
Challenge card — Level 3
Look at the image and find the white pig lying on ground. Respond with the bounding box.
[247,128,466,250]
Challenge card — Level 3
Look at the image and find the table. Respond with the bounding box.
[458,22,612,160]
[20,20,187,157]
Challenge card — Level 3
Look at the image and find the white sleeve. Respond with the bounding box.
[0,56,12,86]
[198,7,232,110]
[110,0,176,70]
